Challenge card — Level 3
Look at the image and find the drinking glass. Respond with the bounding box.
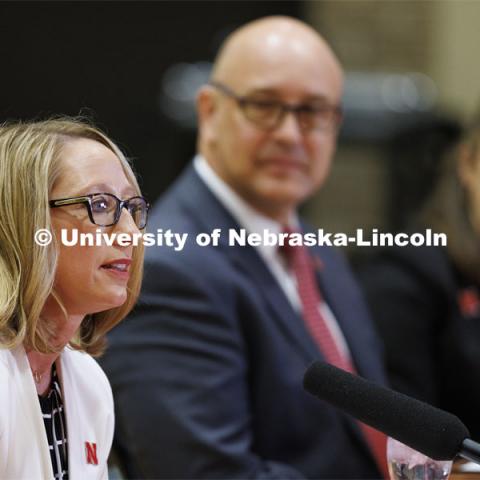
[387,437,453,480]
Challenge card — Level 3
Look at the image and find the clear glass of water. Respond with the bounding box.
[387,437,453,480]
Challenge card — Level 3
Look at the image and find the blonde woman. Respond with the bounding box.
[0,118,147,479]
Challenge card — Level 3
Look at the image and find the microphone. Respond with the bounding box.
[303,361,480,464]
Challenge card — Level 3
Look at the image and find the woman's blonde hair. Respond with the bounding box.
[420,116,480,282]
[0,117,145,356]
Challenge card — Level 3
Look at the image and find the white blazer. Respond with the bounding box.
[0,345,114,480]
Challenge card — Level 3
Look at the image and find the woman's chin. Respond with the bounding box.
[88,288,128,314]
[105,288,128,309]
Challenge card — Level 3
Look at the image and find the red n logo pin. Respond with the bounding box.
[85,442,98,465]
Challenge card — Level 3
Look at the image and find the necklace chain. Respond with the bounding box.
[32,369,47,384]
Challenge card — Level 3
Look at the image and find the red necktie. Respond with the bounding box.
[280,231,389,479]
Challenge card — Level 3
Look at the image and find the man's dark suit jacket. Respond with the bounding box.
[101,164,387,479]
[359,245,480,440]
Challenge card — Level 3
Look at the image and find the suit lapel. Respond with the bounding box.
[177,166,321,363]
[228,243,322,362]
[12,346,53,479]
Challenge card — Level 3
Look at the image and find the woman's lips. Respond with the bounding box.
[100,258,131,280]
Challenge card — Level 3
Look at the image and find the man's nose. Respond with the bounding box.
[271,109,304,144]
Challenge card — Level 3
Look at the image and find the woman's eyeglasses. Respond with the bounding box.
[49,192,149,230]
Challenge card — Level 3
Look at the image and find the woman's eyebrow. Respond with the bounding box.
[72,183,137,197]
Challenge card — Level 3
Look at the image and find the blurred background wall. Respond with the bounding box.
[1,1,479,256]
[0,1,301,198]
[304,0,479,258]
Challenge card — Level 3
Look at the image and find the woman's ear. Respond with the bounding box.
[457,143,475,190]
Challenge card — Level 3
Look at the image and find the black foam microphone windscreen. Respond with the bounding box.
[303,361,470,460]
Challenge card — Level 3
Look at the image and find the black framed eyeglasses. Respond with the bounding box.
[209,80,342,132]
[49,193,150,230]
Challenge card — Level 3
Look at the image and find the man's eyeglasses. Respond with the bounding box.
[49,193,149,230]
[209,81,342,132]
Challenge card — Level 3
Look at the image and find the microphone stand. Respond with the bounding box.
[459,439,480,465]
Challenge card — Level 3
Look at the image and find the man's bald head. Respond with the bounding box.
[211,16,342,88]
[197,15,343,222]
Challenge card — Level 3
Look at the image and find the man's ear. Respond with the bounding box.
[197,85,217,137]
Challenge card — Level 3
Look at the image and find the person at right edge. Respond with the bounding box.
[102,16,389,479]
[360,117,480,440]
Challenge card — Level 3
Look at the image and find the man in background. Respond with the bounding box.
[102,16,387,479]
